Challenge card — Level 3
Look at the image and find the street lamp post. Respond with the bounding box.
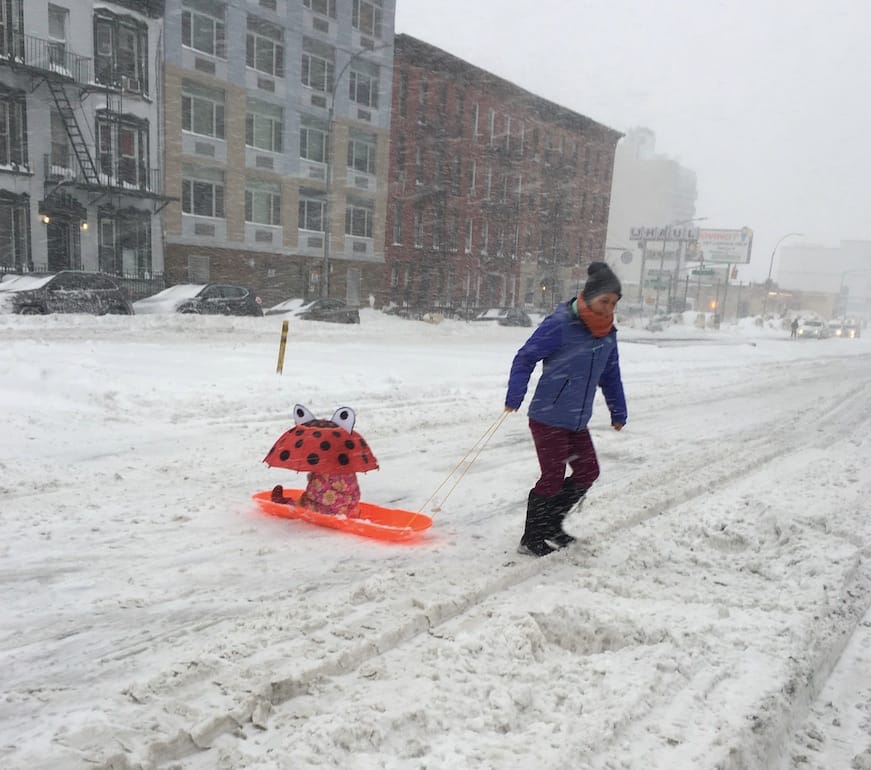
[760,232,802,318]
[320,43,390,299]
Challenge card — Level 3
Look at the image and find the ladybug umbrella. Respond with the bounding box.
[263,404,378,474]
[255,405,431,541]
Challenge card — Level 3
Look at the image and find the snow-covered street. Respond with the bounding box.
[1,311,870,769]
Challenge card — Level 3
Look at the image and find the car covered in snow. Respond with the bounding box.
[471,307,533,327]
[133,284,263,316]
[265,297,360,324]
[0,271,133,315]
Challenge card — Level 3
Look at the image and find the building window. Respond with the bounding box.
[49,108,69,170]
[414,145,423,185]
[413,210,423,248]
[246,16,284,77]
[182,80,225,138]
[0,193,30,269]
[181,0,225,58]
[47,4,68,68]
[0,0,24,59]
[245,180,281,225]
[299,121,327,163]
[392,203,401,244]
[349,69,378,108]
[0,91,27,167]
[345,202,373,238]
[182,167,225,217]
[97,113,149,187]
[301,38,334,93]
[465,218,473,253]
[488,109,495,146]
[398,72,407,118]
[304,0,336,17]
[94,10,147,93]
[246,99,282,152]
[97,208,152,275]
[352,0,382,38]
[298,195,325,231]
[481,221,489,255]
[347,132,376,175]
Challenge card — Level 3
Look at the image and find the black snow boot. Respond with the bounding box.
[518,490,557,557]
[545,480,586,548]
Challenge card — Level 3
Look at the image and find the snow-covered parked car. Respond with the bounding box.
[0,271,133,315]
[265,297,360,324]
[134,284,263,316]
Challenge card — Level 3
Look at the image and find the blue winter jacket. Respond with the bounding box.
[505,301,627,431]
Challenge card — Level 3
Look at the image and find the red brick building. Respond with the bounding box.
[384,35,622,315]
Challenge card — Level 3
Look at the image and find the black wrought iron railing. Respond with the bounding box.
[44,154,165,197]
[3,33,91,84]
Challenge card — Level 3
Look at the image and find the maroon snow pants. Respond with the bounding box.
[529,418,600,497]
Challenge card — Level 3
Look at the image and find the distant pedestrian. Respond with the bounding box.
[790,318,799,339]
[504,262,627,556]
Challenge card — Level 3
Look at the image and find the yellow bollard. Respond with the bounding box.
[276,320,289,374]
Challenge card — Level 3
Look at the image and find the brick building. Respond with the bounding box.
[384,34,622,315]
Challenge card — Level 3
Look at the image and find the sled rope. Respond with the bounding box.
[418,410,509,515]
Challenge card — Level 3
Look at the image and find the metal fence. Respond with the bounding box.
[0,265,164,301]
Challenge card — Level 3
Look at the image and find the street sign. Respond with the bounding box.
[692,268,715,275]
[629,225,700,242]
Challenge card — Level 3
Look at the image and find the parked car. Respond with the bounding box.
[133,284,263,316]
[827,320,845,337]
[795,319,830,339]
[472,307,533,327]
[0,271,133,315]
[265,297,360,324]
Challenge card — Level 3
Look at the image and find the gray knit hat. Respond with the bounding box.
[581,262,622,301]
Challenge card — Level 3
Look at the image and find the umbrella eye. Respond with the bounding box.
[293,404,316,426]
[331,406,356,434]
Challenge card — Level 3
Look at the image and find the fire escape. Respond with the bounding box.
[4,31,172,217]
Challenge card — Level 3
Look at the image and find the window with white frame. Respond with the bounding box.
[246,99,282,152]
[182,80,225,138]
[481,221,489,254]
[347,132,376,175]
[345,201,373,238]
[97,112,148,187]
[298,194,325,231]
[465,218,473,253]
[246,16,284,77]
[301,38,334,92]
[299,119,327,163]
[349,69,378,109]
[182,166,225,217]
[245,179,281,225]
[181,0,225,58]
[304,0,336,17]
[488,109,495,145]
[352,0,382,38]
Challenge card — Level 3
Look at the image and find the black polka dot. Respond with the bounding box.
[362,454,370,463]
[306,453,320,465]
[313,430,322,438]
[295,439,304,448]
[344,439,356,449]
[294,428,305,435]
[332,431,342,438]
[279,450,290,461]
[338,454,349,466]
[320,440,331,451]
[360,438,368,448]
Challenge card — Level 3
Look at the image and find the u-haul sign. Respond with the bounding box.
[696,227,754,264]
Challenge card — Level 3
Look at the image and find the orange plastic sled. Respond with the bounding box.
[252,488,433,542]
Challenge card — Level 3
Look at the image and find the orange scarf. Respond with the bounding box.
[576,296,614,338]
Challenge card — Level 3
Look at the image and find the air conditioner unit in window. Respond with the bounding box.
[121,76,141,92]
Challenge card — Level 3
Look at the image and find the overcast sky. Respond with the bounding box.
[395,0,871,282]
